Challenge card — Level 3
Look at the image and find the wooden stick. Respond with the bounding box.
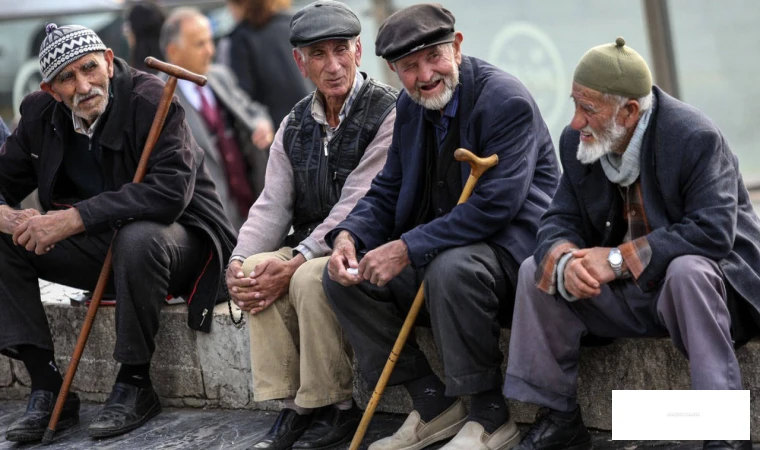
[349,148,499,450]
[42,59,206,445]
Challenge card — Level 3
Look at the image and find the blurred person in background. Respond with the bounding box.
[162,7,274,229]
[123,0,167,74]
[0,117,9,145]
[223,0,310,131]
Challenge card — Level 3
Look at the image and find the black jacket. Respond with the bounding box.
[0,58,237,332]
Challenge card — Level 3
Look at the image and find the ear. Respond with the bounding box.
[104,49,115,78]
[40,82,62,102]
[354,36,362,67]
[452,32,464,65]
[386,61,397,73]
[620,99,641,128]
[293,48,308,78]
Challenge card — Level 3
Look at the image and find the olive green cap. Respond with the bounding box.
[573,37,652,98]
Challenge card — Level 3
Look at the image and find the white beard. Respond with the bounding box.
[407,67,459,111]
[576,118,628,165]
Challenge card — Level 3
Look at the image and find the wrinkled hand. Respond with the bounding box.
[358,239,410,287]
[12,208,84,255]
[327,231,361,286]
[573,247,617,286]
[226,260,256,311]
[0,206,40,235]
[251,120,274,150]
[246,256,303,314]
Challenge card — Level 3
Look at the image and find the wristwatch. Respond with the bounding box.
[607,248,624,278]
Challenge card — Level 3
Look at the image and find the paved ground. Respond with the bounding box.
[0,400,744,450]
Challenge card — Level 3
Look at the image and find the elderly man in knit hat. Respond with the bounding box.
[224,1,397,449]
[503,37,760,450]
[323,3,559,450]
[0,24,236,441]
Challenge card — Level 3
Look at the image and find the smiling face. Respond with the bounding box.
[40,49,114,125]
[294,38,362,103]
[570,82,641,164]
[391,32,463,111]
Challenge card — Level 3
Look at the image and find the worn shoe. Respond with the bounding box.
[703,441,752,449]
[368,399,468,450]
[5,390,80,442]
[88,382,161,438]
[514,407,591,450]
[440,420,520,450]
[249,408,314,449]
[293,403,361,449]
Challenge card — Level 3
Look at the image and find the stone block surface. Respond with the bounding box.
[0,357,12,387]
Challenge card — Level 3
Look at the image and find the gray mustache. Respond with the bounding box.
[73,87,104,106]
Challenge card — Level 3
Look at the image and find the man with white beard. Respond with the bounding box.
[322,4,559,449]
[503,38,759,450]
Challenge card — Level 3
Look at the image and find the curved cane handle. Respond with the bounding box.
[454,148,499,179]
[145,57,207,86]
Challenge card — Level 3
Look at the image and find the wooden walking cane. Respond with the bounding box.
[42,57,207,445]
[349,148,499,450]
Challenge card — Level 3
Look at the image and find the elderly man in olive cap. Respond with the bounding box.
[0,24,236,442]
[323,3,559,450]
[226,1,397,449]
[503,38,759,450]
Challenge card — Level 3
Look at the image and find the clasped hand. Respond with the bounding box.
[327,231,410,287]
[563,247,617,299]
[0,207,84,255]
[226,255,304,314]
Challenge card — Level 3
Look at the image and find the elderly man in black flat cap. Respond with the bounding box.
[323,3,559,450]
[225,1,398,449]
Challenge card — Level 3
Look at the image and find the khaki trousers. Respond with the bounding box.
[244,248,353,408]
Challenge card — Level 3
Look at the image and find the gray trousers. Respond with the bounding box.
[324,242,511,397]
[503,255,741,412]
[0,221,208,365]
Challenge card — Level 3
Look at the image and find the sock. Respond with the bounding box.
[18,345,63,394]
[469,388,510,434]
[283,398,313,415]
[404,373,455,422]
[116,363,152,388]
[335,399,353,411]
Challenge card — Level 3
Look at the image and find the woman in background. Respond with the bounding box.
[223,0,310,130]
[123,0,167,74]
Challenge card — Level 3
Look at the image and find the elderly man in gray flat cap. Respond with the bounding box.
[224,1,397,449]
[504,38,758,450]
[323,3,559,450]
[0,24,235,442]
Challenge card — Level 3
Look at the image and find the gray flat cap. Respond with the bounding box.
[289,0,361,48]
[375,3,455,62]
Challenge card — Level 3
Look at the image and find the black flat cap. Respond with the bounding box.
[289,0,361,48]
[375,3,456,62]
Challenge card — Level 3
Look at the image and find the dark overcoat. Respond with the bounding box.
[0,58,237,332]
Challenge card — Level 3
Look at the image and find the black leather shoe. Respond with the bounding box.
[515,407,592,450]
[293,403,361,449]
[88,382,161,438]
[249,408,314,449]
[5,390,80,442]
[703,441,752,449]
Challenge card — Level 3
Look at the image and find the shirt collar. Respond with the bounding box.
[311,71,364,131]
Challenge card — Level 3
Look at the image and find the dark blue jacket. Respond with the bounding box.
[328,55,559,267]
[537,87,760,332]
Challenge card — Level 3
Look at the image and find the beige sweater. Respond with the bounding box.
[231,109,396,260]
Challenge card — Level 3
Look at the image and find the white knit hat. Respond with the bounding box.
[39,23,106,83]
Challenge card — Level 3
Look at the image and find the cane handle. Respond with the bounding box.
[454,148,499,179]
[145,57,207,86]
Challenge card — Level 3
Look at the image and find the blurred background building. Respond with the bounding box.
[0,0,757,190]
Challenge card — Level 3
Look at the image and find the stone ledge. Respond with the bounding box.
[1,282,758,439]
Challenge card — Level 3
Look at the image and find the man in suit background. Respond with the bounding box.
[161,8,274,228]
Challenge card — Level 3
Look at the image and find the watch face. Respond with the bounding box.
[609,251,623,265]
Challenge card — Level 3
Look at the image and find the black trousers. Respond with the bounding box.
[323,242,515,397]
[0,221,208,365]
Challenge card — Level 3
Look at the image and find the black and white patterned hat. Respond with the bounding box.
[39,23,107,83]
